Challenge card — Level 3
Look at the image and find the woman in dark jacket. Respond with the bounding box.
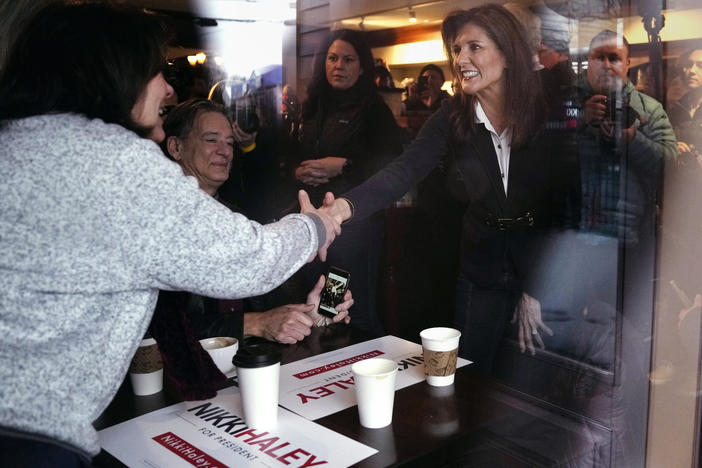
[291,29,406,335]
[322,5,561,373]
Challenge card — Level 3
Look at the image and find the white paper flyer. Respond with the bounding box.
[278,335,470,420]
[98,386,377,468]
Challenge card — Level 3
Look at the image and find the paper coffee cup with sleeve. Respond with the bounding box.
[129,337,164,396]
[420,327,461,386]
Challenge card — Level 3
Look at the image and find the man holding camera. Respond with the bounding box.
[535,30,676,336]
[580,30,676,176]
[576,30,676,239]
[404,64,450,113]
[541,30,677,338]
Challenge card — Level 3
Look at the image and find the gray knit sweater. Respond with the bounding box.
[0,114,322,456]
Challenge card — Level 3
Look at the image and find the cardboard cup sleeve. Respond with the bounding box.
[423,348,458,377]
[129,342,163,374]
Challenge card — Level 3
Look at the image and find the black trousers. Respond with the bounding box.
[453,270,520,375]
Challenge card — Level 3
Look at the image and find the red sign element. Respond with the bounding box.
[153,432,229,468]
[293,350,384,379]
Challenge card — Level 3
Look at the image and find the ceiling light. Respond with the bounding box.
[408,7,417,23]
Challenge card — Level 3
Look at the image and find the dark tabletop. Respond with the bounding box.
[94,324,608,468]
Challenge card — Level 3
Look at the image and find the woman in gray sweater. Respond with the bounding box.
[0,3,338,466]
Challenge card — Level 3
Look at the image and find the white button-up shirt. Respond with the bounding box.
[475,101,512,195]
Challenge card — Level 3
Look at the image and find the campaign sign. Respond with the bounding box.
[278,335,471,420]
[98,386,376,467]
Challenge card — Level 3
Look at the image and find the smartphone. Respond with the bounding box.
[318,267,351,318]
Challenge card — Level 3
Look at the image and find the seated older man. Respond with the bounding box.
[158,98,352,345]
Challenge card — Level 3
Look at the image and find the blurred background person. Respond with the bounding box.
[538,37,576,116]
[667,46,702,163]
[374,64,396,90]
[288,29,407,336]
[403,63,450,113]
[503,2,543,71]
[281,83,301,138]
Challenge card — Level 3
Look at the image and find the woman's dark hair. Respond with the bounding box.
[161,99,229,160]
[677,44,702,71]
[418,63,446,82]
[303,29,377,118]
[441,4,545,148]
[0,1,169,137]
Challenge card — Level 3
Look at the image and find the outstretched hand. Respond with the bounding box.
[320,193,352,225]
[298,190,341,262]
[511,292,553,355]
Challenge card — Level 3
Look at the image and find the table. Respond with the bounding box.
[94,324,611,467]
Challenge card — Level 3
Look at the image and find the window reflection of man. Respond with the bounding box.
[577,30,676,237]
[533,30,677,372]
[583,32,634,143]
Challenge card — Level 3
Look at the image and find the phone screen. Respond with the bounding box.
[318,268,350,318]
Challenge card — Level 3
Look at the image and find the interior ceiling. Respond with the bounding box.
[138,0,685,53]
[138,0,295,54]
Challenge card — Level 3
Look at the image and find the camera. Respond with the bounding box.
[416,75,429,94]
[604,91,638,129]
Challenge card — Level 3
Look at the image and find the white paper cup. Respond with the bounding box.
[130,369,164,396]
[351,358,398,428]
[420,327,461,386]
[129,337,164,396]
[200,337,238,374]
[233,343,281,429]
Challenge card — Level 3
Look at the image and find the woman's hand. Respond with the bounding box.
[298,190,341,262]
[295,157,347,186]
[679,293,702,327]
[511,292,553,355]
[305,275,353,327]
[231,121,257,149]
[678,141,693,154]
[320,194,352,225]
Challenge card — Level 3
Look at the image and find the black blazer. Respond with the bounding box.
[344,101,565,292]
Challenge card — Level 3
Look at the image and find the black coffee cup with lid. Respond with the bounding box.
[232,342,282,429]
[232,342,281,369]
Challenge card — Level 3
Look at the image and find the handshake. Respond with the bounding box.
[297,190,353,262]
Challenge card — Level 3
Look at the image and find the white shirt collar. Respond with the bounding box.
[474,100,511,140]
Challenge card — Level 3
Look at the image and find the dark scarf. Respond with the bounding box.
[149,292,227,401]
[679,87,702,116]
